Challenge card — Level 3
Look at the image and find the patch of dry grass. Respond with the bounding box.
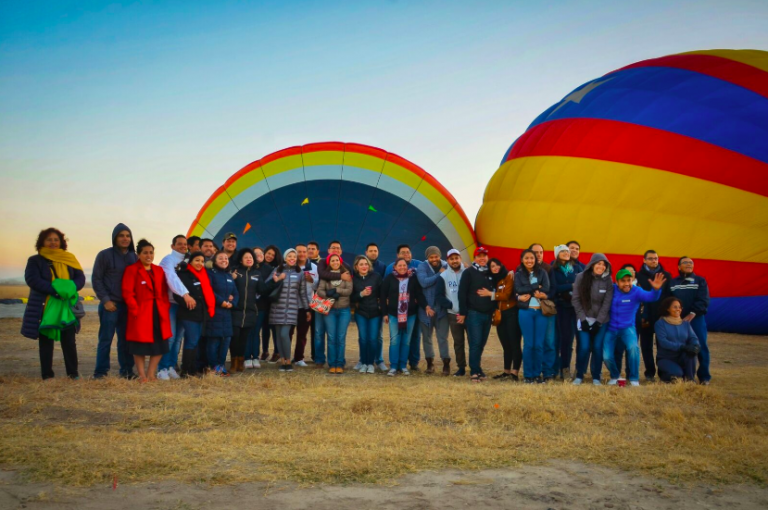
[0,314,766,488]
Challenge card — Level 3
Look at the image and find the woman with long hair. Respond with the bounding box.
[551,245,581,379]
[260,245,283,363]
[351,255,383,374]
[478,258,521,381]
[317,254,353,374]
[268,248,310,372]
[122,239,172,382]
[230,248,266,372]
[22,228,86,380]
[514,249,551,384]
[380,258,424,377]
[243,247,266,368]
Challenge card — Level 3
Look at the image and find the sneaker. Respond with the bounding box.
[359,364,368,373]
[259,352,269,361]
[269,353,280,364]
[252,359,261,369]
[646,376,656,382]
[286,364,294,372]
[535,376,545,384]
[167,367,180,380]
[493,373,510,380]
[630,381,640,387]
[157,369,170,381]
[354,362,363,371]
[700,380,711,386]
[244,359,254,369]
[366,365,375,374]
[453,367,466,377]
[524,378,536,384]
[278,365,286,372]
[377,362,388,371]
[607,379,618,386]
[593,379,602,386]
[387,369,397,377]
[295,360,308,367]
[401,368,410,376]
[572,377,583,385]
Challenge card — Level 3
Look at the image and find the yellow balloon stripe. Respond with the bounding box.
[680,49,768,74]
[477,156,768,264]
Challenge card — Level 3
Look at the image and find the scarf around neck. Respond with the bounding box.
[395,273,410,330]
[472,263,487,272]
[644,264,662,275]
[559,262,574,275]
[39,247,82,280]
[663,316,683,326]
[186,264,216,318]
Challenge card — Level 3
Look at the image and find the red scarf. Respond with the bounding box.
[186,264,215,318]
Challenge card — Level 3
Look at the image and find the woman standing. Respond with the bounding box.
[268,248,310,372]
[478,259,521,381]
[571,254,613,385]
[380,258,424,377]
[122,239,172,382]
[351,255,382,374]
[231,248,266,372]
[174,252,215,377]
[206,252,239,376]
[514,249,551,384]
[317,254,353,374]
[551,245,580,379]
[655,297,700,382]
[243,247,266,368]
[22,228,86,380]
[260,245,282,363]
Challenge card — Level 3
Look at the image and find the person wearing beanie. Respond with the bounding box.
[603,267,666,386]
[416,246,450,374]
[317,253,353,373]
[551,244,582,380]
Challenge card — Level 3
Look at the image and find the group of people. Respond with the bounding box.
[23,226,712,386]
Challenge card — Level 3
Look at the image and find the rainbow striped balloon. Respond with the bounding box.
[475,49,768,335]
[189,142,476,263]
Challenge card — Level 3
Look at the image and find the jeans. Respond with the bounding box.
[465,309,492,376]
[180,320,203,350]
[519,307,547,379]
[448,313,467,368]
[388,314,416,370]
[324,307,351,368]
[94,301,134,377]
[375,321,384,365]
[40,328,78,379]
[690,315,710,382]
[274,324,293,360]
[543,315,558,378]
[658,352,697,382]
[603,326,640,381]
[408,323,422,368]
[207,336,231,368]
[420,315,451,360]
[244,312,264,360]
[355,314,382,366]
[159,303,184,371]
[575,326,606,381]
[556,305,577,372]
[314,307,328,364]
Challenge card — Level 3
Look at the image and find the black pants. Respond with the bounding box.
[230,326,252,358]
[639,321,657,378]
[556,305,577,371]
[39,329,78,380]
[497,307,522,371]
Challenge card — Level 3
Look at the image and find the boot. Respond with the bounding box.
[236,356,245,372]
[425,358,435,374]
[442,358,451,376]
[181,348,199,378]
[230,356,238,372]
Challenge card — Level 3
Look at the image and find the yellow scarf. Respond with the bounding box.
[38,248,82,281]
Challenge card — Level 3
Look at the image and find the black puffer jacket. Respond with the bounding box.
[231,265,272,329]
[174,265,210,323]
[351,272,382,318]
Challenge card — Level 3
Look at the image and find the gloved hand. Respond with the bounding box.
[326,288,338,299]
[593,321,602,331]
[683,344,700,356]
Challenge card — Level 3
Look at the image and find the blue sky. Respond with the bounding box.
[1,0,766,277]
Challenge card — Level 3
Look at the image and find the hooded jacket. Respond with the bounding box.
[92,223,137,304]
[416,259,449,326]
[571,253,614,325]
[437,265,465,314]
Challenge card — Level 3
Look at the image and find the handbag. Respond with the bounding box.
[540,299,557,317]
[72,296,86,320]
[492,308,502,326]
[309,293,335,315]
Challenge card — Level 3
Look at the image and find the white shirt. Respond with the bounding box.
[159,250,189,302]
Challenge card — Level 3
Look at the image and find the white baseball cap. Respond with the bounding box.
[446,249,461,258]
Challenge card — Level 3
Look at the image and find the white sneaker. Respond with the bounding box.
[593,379,602,386]
[252,359,261,369]
[244,359,254,369]
[366,365,375,374]
[359,364,368,373]
[401,368,410,376]
[607,379,618,386]
[377,362,388,371]
[572,378,582,385]
[167,367,180,379]
[295,360,308,367]
[157,369,170,381]
[387,369,397,377]
[630,381,640,387]
[354,362,363,370]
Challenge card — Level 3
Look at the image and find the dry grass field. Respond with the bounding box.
[1,306,767,508]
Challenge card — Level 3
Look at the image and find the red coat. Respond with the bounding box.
[122,262,172,344]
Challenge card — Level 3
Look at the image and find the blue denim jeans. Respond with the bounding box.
[543,315,558,378]
[159,303,184,371]
[576,326,606,380]
[376,321,384,365]
[324,307,351,368]
[388,314,416,370]
[355,314,382,365]
[207,336,231,368]
[690,315,710,382]
[94,301,134,377]
[603,326,640,381]
[519,307,547,379]
[244,312,264,360]
[180,320,203,350]
[465,309,492,376]
[408,323,422,368]
[314,307,328,365]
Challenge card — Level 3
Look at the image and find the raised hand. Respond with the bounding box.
[650,272,667,290]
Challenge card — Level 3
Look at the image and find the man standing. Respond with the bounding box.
[92,223,138,379]
[437,249,467,376]
[416,246,450,375]
[156,235,195,380]
[201,238,217,269]
[384,244,422,370]
[567,240,585,272]
[307,241,322,363]
[636,250,671,381]
[365,242,387,277]
[221,232,238,261]
[457,246,495,381]
[291,243,318,367]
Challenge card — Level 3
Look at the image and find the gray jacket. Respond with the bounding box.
[92,223,137,303]
[268,266,310,326]
[571,253,613,324]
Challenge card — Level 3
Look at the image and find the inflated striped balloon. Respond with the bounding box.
[475,49,768,335]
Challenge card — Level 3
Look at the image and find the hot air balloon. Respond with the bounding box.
[475,49,768,335]
[188,142,476,264]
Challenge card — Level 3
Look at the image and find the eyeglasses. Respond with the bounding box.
[680,261,694,265]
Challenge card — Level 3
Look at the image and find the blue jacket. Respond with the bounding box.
[654,319,699,361]
[416,259,448,326]
[384,259,421,277]
[206,267,239,338]
[550,262,581,308]
[92,223,137,303]
[371,258,387,278]
[22,254,86,340]
[665,273,710,317]
[608,285,661,332]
